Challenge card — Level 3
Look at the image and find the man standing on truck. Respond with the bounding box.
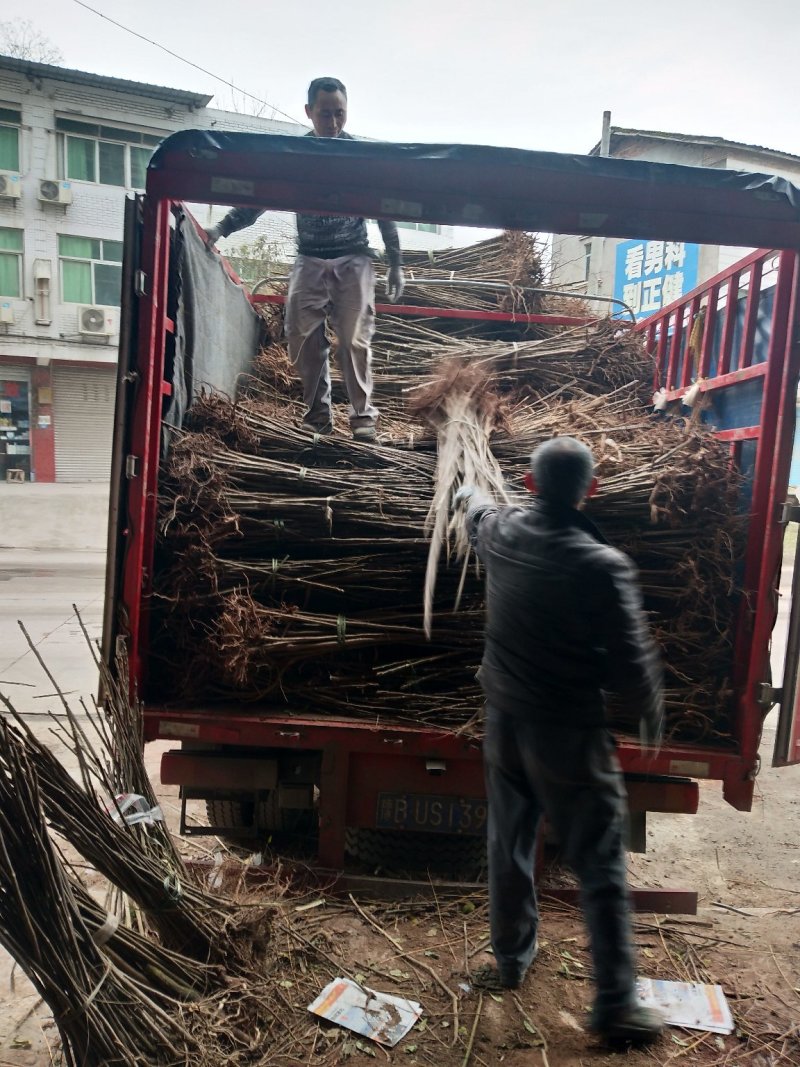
[455,437,665,1048]
[205,77,404,442]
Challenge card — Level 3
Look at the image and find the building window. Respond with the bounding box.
[583,240,593,281]
[56,118,163,189]
[59,235,123,306]
[0,107,21,172]
[396,222,442,234]
[0,227,23,298]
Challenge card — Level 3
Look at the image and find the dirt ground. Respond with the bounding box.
[0,550,798,1065]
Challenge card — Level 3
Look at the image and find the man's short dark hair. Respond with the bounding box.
[530,437,594,507]
[308,77,347,106]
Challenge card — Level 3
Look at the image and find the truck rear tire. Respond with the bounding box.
[205,793,281,844]
[345,827,486,879]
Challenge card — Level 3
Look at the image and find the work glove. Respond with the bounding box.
[452,485,476,510]
[205,224,221,246]
[386,265,405,303]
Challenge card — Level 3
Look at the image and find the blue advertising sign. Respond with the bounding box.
[613,239,699,320]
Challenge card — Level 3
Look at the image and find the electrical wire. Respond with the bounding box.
[71,0,305,126]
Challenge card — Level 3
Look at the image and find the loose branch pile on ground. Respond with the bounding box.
[152,291,742,744]
[0,719,206,1067]
[0,636,292,1064]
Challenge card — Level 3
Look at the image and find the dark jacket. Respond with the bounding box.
[466,493,663,733]
[213,132,402,266]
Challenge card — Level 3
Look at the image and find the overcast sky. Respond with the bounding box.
[16,0,800,158]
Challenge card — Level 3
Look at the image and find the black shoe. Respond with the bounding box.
[301,419,333,436]
[472,963,526,991]
[352,425,377,441]
[472,938,538,991]
[591,1005,665,1047]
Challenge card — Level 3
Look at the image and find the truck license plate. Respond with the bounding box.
[376,793,487,835]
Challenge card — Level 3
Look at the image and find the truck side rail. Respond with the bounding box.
[633,248,800,799]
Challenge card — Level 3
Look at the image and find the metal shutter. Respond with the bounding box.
[53,365,116,482]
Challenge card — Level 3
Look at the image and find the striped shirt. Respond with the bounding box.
[214,132,402,266]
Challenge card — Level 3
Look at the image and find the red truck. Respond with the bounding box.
[102,132,800,906]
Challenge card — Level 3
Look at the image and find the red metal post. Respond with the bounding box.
[120,198,172,690]
[251,293,598,328]
[733,251,800,798]
[717,273,741,376]
[654,315,669,390]
[318,744,350,868]
[698,285,719,379]
[740,258,764,370]
[681,295,702,388]
[644,321,656,358]
[665,306,685,390]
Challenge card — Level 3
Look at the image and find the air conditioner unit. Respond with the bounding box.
[39,179,72,205]
[0,302,14,324]
[78,304,118,337]
[0,172,21,200]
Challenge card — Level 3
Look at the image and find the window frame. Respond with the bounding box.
[396,221,442,234]
[583,239,593,282]
[58,234,123,307]
[0,106,22,173]
[0,226,23,299]
[56,117,164,190]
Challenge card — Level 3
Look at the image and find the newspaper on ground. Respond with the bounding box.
[308,977,423,1047]
[637,978,734,1034]
[105,793,164,827]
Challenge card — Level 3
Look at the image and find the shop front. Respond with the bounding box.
[52,363,116,482]
[0,365,31,481]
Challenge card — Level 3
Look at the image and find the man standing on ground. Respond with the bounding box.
[206,77,404,441]
[456,437,665,1047]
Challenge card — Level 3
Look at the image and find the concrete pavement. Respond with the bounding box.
[0,482,108,715]
[0,549,105,715]
[0,482,109,552]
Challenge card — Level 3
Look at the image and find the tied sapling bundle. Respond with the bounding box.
[408,357,512,636]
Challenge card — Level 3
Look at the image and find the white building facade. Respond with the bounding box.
[0,55,453,481]
[549,124,800,321]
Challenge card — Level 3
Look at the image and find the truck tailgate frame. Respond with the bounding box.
[109,133,800,827]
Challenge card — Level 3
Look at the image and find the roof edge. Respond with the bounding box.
[588,126,800,166]
[0,53,212,109]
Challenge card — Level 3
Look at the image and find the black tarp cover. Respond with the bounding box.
[148,131,800,249]
[165,207,265,435]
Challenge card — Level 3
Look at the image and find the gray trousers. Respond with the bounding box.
[483,705,637,1023]
[285,253,378,430]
